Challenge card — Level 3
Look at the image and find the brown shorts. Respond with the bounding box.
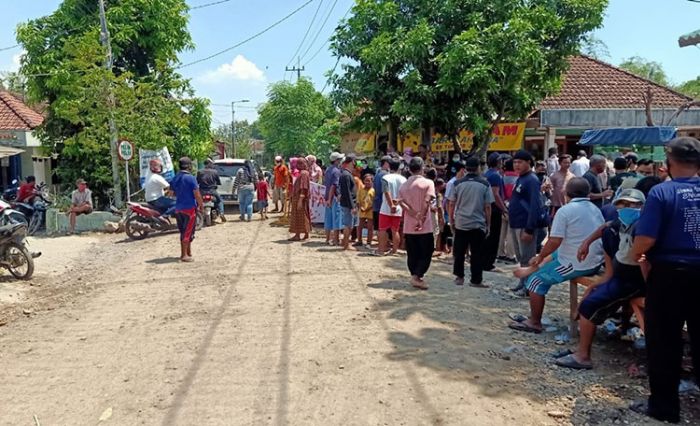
[75,207,93,216]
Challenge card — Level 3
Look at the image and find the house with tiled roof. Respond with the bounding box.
[526,55,700,156]
[0,91,53,188]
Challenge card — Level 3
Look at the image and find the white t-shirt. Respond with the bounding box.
[550,198,604,271]
[380,173,407,217]
[570,157,590,177]
[145,173,169,202]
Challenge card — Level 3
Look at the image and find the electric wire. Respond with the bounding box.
[190,0,234,10]
[285,0,324,68]
[298,0,339,62]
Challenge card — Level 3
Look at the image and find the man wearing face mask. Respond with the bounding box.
[629,137,700,424]
[446,152,463,180]
[557,189,649,370]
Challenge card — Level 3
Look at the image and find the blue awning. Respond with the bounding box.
[579,127,677,146]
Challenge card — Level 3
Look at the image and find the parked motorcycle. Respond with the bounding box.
[0,199,28,226]
[124,202,203,240]
[0,221,36,280]
[202,193,221,227]
[2,179,18,202]
[12,183,52,235]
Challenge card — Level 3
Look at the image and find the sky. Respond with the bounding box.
[1,0,699,127]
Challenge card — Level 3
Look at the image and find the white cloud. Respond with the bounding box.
[199,55,265,83]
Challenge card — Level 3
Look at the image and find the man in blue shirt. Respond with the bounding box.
[324,152,344,245]
[508,150,547,293]
[483,153,507,272]
[170,157,203,262]
[630,137,700,424]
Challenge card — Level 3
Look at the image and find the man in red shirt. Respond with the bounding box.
[272,156,288,213]
[16,176,37,204]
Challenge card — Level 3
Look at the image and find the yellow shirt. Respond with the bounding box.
[357,187,375,219]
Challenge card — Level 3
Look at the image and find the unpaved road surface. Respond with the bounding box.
[0,218,695,425]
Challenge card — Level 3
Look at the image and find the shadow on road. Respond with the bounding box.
[145,257,181,265]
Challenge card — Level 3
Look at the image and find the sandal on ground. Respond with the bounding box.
[508,313,528,323]
[551,348,574,358]
[508,322,542,334]
[555,354,592,370]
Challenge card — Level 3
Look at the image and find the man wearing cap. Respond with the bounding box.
[483,153,507,272]
[272,156,288,213]
[324,152,344,245]
[170,157,204,262]
[571,150,590,177]
[448,156,493,287]
[630,137,700,423]
[509,178,604,334]
[508,150,548,293]
[554,188,649,370]
[67,178,93,234]
[197,159,226,222]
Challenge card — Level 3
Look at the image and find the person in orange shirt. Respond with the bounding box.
[272,156,288,213]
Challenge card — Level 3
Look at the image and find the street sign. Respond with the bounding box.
[118,139,134,161]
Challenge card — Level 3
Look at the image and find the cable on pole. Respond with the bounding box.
[299,0,339,62]
[0,44,20,52]
[303,5,352,67]
[190,0,234,10]
[285,0,324,68]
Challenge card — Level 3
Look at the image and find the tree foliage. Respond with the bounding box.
[257,78,340,159]
[331,0,608,154]
[676,76,700,99]
[619,56,670,87]
[15,0,211,202]
[212,120,257,160]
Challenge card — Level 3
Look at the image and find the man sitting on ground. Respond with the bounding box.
[555,188,649,370]
[67,178,93,234]
[508,178,604,334]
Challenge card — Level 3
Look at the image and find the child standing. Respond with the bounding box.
[257,173,270,220]
[356,174,375,247]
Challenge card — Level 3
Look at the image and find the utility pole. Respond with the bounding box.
[98,0,123,208]
[231,99,250,158]
[285,57,305,81]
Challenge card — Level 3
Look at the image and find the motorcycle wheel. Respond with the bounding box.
[28,214,42,236]
[6,242,34,280]
[204,207,212,227]
[195,211,204,231]
[125,215,150,240]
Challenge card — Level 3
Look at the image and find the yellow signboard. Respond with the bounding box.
[398,122,526,153]
[354,134,376,153]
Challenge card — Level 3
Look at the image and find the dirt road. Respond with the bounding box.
[0,218,692,425]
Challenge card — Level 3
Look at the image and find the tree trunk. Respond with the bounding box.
[387,118,399,153]
[450,133,461,153]
[421,122,432,148]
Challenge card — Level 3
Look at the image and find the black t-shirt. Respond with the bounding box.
[583,170,603,208]
[197,168,221,192]
[338,169,357,209]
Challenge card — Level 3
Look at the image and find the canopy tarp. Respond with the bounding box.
[579,127,677,147]
[679,29,700,48]
[0,146,24,159]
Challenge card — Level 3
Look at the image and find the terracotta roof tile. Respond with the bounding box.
[539,56,692,110]
[0,91,44,131]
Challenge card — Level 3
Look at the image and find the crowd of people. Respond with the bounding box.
[261,138,699,424]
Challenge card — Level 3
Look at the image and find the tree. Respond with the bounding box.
[258,78,339,158]
[331,0,609,156]
[580,33,610,60]
[212,120,254,160]
[676,77,700,99]
[15,0,211,204]
[619,56,670,87]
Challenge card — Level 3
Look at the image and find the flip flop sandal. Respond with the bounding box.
[508,313,528,323]
[508,322,542,334]
[554,354,593,370]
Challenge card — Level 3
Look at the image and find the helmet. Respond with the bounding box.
[149,158,163,172]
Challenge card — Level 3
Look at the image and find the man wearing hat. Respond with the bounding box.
[272,156,288,213]
[630,137,700,423]
[170,157,204,262]
[67,178,93,234]
[324,152,345,245]
[483,153,507,272]
[555,188,649,370]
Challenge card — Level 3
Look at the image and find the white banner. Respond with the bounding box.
[139,147,175,187]
[309,182,326,224]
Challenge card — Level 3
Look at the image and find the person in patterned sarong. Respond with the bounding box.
[288,157,311,241]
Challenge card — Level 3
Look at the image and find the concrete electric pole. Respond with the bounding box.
[98,0,123,208]
[285,58,305,81]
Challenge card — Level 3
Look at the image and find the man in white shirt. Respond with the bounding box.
[145,159,174,214]
[508,177,604,334]
[570,150,590,177]
[375,158,407,255]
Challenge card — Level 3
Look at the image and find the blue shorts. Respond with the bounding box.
[526,251,601,296]
[579,264,645,325]
[324,199,342,231]
[341,207,358,228]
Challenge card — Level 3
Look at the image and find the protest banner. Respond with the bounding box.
[309,182,326,224]
[139,147,175,187]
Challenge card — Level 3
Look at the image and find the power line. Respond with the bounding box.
[286,0,324,68]
[299,0,339,62]
[321,56,340,93]
[177,0,314,69]
[190,0,234,10]
[0,44,20,52]
[303,4,352,67]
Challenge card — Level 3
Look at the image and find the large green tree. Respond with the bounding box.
[258,78,340,159]
[331,0,608,155]
[619,56,670,87]
[16,0,211,204]
[676,77,700,99]
[212,120,256,160]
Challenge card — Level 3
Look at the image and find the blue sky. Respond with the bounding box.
[1,0,699,127]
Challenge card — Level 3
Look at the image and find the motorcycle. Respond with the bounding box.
[124,202,203,240]
[11,183,52,236]
[0,221,37,280]
[202,193,220,227]
[0,199,29,226]
[2,179,18,202]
